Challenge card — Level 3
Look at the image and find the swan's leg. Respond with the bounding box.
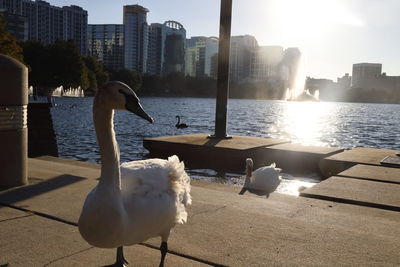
[159,242,168,267]
[239,187,247,195]
[159,232,170,267]
[116,246,129,265]
[105,246,128,267]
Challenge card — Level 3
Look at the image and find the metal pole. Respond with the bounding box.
[0,55,28,188]
[210,0,232,139]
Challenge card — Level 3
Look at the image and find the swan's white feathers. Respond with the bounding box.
[79,155,191,248]
[78,82,191,253]
[120,155,191,224]
[250,166,281,190]
[245,162,281,193]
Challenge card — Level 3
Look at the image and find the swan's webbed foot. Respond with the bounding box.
[104,246,129,267]
[159,242,168,267]
[239,187,247,195]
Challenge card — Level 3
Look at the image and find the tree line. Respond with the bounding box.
[0,13,302,101]
[1,13,286,100]
[3,13,399,103]
[0,13,142,96]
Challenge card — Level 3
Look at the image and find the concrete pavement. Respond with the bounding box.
[1,157,400,266]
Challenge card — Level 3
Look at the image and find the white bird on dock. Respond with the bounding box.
[239,158,281,197]
[78,81,191,267]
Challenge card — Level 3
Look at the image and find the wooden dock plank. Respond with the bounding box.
[300,176,400,211]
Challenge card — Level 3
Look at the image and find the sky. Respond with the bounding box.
[47,0,400,80]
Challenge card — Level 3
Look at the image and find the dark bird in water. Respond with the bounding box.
[176,115,188,129]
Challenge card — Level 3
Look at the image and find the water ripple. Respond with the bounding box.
[51,97,400,163]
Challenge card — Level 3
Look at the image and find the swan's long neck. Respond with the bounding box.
[245,165,252,185]
[93,103,121,189]
[177,116,180,124]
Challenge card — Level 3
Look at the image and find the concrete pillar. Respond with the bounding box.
[0,54,28,187]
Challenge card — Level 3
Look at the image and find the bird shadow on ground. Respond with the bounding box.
[239,187,271,198]
[0,174,85,209]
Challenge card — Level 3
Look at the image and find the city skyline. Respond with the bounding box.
[8,0,400,80]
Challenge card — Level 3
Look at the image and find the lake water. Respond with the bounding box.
[51,97,400,195]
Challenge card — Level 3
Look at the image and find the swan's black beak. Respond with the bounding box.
[125,95,154,123]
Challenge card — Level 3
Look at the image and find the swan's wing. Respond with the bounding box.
[120,156,191,205]
[121,156,191,225]
[251,167,281,191]
[120,158,170,195]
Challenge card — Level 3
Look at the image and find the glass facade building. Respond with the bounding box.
[229,35,258,82]
[250,46,284,81]
[123,4,148,72]
[0,0,87,55]
[62,5,87,55]
[185,36,218,78]
[147,20,186,76]
[88,24,124,70]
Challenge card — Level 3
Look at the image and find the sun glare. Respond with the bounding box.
[282,102,334,147]
[268,0,363,46]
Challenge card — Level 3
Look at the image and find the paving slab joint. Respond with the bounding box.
[300,193,400,212]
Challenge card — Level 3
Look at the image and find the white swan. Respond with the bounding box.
[78,81,191,267]
[239,158,281,197]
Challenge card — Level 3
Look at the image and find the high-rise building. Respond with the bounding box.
[0,0,88,55]
[123,4,148,72]
[87,24,124,70]
[62,5,88,55]
[185,36,218,78]
[22,0,64,45]
[0,9,28,41]
[351,63,382,88]
[351,63,400,94]
[147,23,164,76]
[250,46,284,81]
[147,20,186,76]
[161,21,185,76]
[229,35,258,82]
[0,0,23,14]
[184,45,197,77]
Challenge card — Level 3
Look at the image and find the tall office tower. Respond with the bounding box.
[161,21,185,76]
[250,46,284,81]
[351,63,382,88]
[185,36,218,78]
[1,0,87,54]
[0,9,28,41]
[0,0,23,14]
[123,4,148,72]
[229,35,258,82]
[22,0,64,45]
[88,24,124,70]
[147,20,186,76]
[62,5,88,55]
[147,23,164,75]
[184,45,197,77]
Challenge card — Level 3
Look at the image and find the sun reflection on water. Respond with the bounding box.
[272,101,336,147]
